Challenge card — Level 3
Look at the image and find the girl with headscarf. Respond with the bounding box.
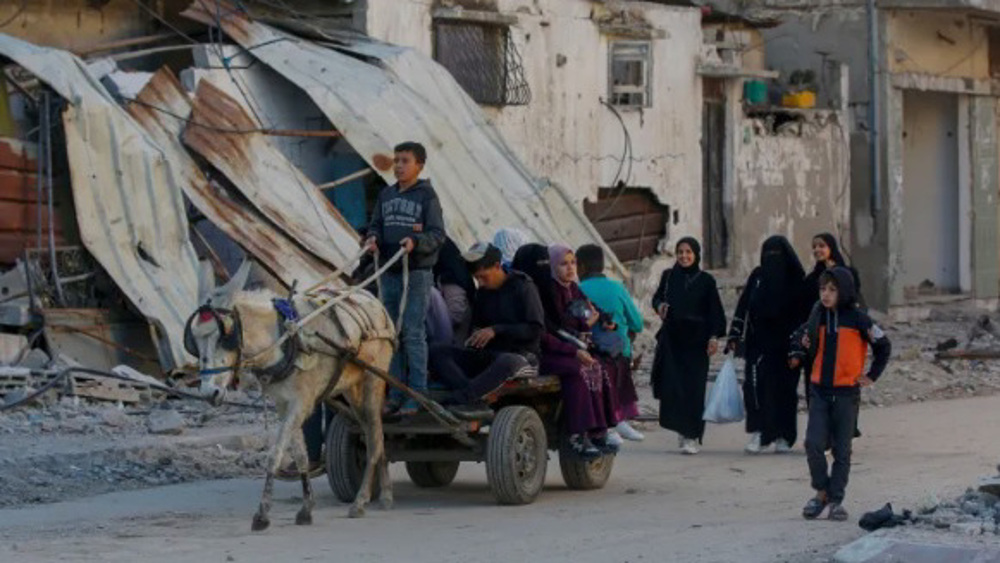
[727,235,808,454]
[803,233,863,312]
[514,243,618,459]
[650,237,727,455]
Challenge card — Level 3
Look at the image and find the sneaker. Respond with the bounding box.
[591,434,620,455]
[616,421,645,442]
[744,432,762,454]
[678,434,686,448]
[681,439,700,455]
[828,503,849,522]
[774,439,793,454]
[802,495,829,520]
[569,434,601,460]
[606,429,625,448]
[397,397,422,417]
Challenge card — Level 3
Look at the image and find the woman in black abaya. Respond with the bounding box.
[650,238,727,455]
[727,235,808,454]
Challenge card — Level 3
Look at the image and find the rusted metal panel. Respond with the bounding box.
[182,78,360,272]
[127,68,334,288]
[0,137,69,264]
[0,33,199,369]
[181,2,624,275]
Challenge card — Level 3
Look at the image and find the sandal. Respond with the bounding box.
[276,460,325,481]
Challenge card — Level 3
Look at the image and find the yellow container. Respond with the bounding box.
[782,91,816,109]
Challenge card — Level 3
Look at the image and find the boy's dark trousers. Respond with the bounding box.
[804,388,859,504]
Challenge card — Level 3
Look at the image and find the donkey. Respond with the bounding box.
[186,262,395,530]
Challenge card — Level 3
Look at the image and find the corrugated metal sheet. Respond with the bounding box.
[0,33,198,369]
[182,3,623,273]
[182,78,360,271]
[126,68,334,288]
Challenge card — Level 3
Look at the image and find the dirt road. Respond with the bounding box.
[1,395,997,563]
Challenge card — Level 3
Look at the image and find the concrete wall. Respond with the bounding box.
[362,0,705,249]
[760,8,869,120]
[733,110,851,277]
[886,10,989,79]
[0,0,152,53]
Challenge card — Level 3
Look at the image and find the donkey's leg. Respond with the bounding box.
[370,379,393,510]
[291,426,315,526]
[252,401,301,532]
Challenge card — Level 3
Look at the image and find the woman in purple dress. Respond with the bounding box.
[514,243,618,459]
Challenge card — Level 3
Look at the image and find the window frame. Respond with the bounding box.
[608,40,653,109]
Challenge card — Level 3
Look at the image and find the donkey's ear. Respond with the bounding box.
[197,260,215,305]
[212,260,252,309]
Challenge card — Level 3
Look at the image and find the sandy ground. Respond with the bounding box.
[1,394,997,563]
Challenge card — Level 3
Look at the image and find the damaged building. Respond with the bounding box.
[0,0,855,382]
[751,0,1000,310]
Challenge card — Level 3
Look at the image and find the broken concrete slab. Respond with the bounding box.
[0,334,27,365]
[980,477,1000,497]
[835,533,1000,563]
[147,409,185,435]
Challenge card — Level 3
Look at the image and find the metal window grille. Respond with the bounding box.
[609,41,652,108]
[433,21,531,106]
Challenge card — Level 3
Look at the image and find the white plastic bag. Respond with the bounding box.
[703,357,745,424]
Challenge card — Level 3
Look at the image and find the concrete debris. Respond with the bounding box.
[0,398,269,507]
[907,488,1000,537]
[17,349,50,370]
[0,334,28,365]
[146,409,186,435]
[980,476,1000,497]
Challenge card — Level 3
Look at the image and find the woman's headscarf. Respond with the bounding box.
[812,233,847,272]
[492,228,530,269]
[512,243,559,331]
[548,244,575,287]
[663,237,705,316]
[751,235,805,317]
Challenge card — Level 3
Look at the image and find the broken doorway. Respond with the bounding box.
[901,90,968,296]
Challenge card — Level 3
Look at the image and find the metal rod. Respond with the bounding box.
[35,95,43,255]
[261,129,341,138]
[317,168,373,191]
[108,44,200,62]
[76,32,178,56]
[44,92,65,307]
[867,0,881,216]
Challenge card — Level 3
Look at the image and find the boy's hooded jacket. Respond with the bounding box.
[790,267,890,394]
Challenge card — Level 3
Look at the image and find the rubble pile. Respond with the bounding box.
[0,397,270,507]
[909,478,1000,537]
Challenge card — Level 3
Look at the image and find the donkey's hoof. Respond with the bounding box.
[348,505,366,519]
[251,513,270,532]
[295,508,313,526]
[379,497,394,511]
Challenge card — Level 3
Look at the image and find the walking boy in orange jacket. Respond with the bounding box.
[789,267,890,522]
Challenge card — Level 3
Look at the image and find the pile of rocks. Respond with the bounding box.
[910,480,1000,537]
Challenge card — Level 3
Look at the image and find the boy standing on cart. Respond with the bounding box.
[365,142,446,416]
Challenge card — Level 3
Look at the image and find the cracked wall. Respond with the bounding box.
[365,0,704,251]
[733,111,851,277]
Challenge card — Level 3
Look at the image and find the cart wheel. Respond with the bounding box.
[405,461,460,488]
[325,414,380,503]
[558,439,614,490]
[486,405,548,505]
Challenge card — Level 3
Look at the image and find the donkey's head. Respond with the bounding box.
[185,261,251,406]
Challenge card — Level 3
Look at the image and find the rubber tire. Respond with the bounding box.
[405,461,460,488]
[485,405,548,505]
[325,414,380,503]
[559,442,614,490]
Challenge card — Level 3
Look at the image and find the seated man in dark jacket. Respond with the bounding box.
[430,242,545,408]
